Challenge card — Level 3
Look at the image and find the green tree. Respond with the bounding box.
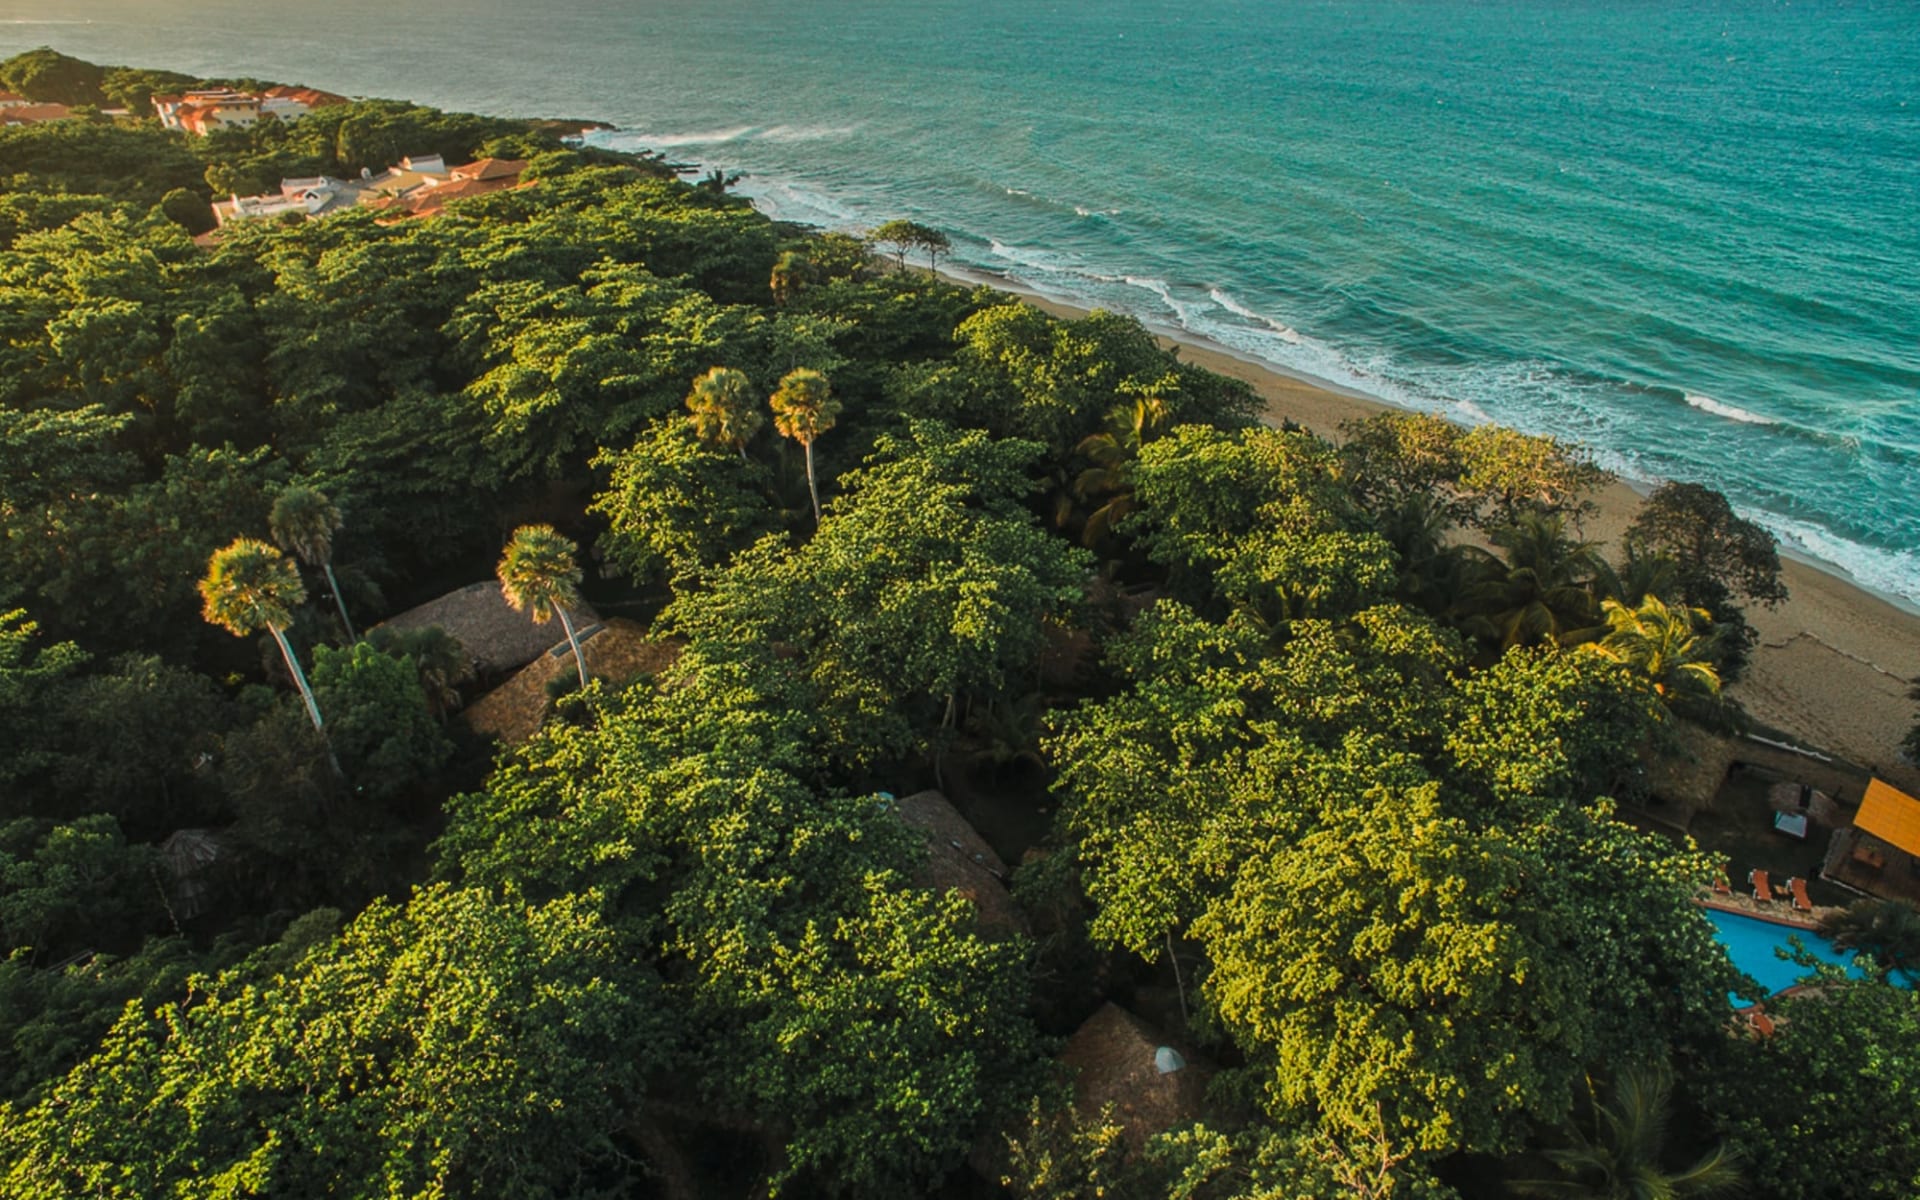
[1698,974,1920,1200]
[497,524,588,689]
[269,484,356,641]
[683,365,763,460]
[0,612,86,799]
[309,642,452,799]
[868,218,945,270]
[365,624,473,719]
[590,418,773,586]
[1510,1068,1740,1200]
[0,885,669,1199]
[197,538,325,736]
[769,366,839,524]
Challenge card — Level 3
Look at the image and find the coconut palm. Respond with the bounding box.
[1462,511,1608,648]
[685,366,765,461]
[497,524,588,689]
[200,538,327,734]
[1511,1067,1740,1200]
[1589,594,1721,704]
[770,367,840,524]
[269,485,356,642]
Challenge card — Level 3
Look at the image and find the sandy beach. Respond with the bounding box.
[990,280,1920,791]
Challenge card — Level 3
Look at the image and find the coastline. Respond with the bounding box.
[943,266,1920,789]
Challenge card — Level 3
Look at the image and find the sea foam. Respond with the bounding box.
[1686,393,1778,427]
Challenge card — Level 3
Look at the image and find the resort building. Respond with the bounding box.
[0,90,31,107]
[1821,777,1920,904]
[370,157,530,217]
[212,175,369,227]
[155,85,345,136]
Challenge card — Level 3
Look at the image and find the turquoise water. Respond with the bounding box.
[7,1,1919,597]
[1704,907,1866,1003]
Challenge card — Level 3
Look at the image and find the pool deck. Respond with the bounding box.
[1696,892,1834,931]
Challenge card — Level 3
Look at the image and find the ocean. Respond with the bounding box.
[7,0,1919,599]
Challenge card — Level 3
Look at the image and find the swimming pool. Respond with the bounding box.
[1704,908,1864,1004]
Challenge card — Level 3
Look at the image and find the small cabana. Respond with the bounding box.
[1823,778,1920,904]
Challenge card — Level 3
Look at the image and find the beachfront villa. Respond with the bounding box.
[154,85,345,136]
[211,155,529,228]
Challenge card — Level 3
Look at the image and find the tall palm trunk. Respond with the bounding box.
[322,562,357,642]
[555,605,589,689]
[802,438,822,524]
[270,623,343,777]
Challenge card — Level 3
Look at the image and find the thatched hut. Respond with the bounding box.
[1644,723,1739,822]
[1057,1003,1214,1152]
[158,828,223,919]
[461,619,681,744]
[372,581,600,677]
[895,789,1027,937]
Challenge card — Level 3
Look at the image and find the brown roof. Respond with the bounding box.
[262,85,347,107]
[461,619,682,744]
[372,580,599,676]
[453,157,527,182]
[0,103,73,125]
[1056,1004,1214,1151]
[1644,723,1739,812]
[0,91,26,104]
[896,790,1025,937]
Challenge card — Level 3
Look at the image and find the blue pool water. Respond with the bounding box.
[1705,907,1864,1003]
[6,0,1920,598]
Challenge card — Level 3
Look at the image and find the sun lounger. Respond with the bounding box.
[1750,869,1772,902]
[1713,871,1733,896]
[1789,877,1812,912]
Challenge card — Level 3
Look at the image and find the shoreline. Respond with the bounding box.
[938,263,1920,789]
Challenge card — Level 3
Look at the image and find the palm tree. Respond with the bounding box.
[1588,595,1721,704]
[269,485,356,642]
[1511,1067,1740,1200]
[497,524,588,689]
[685,366,765,461]
[1818,898,1920,979]
[770,368,840,524]
[1462,512,1608,648]
[200,538,327,735]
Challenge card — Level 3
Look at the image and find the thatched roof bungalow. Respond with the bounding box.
[372,581,599,677]
[461,619,681,744]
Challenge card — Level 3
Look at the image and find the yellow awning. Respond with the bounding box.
[1854,778,1920,857]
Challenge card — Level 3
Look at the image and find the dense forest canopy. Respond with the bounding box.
[0,48,1911,1200]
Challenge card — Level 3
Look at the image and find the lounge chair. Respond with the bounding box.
[1789,877,1812,912]
[1750,869,1772,902]
[1712,870,1733,896]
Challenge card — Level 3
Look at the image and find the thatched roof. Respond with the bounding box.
[373,582,600,676]
[1057,1003,1214,1152]
[461,619,681,744]
[896,789,1026,937]
[1645,723,1740,812]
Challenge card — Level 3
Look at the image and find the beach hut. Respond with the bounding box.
[372,581,600,677]
[1822,778,1920,904]
[894,789,1027,937]
[461,619,680,744]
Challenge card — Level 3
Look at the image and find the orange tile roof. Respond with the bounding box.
[1854,778,1920,857]
[453,157,527,182]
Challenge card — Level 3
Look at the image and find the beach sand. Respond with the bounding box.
[1000,284,1920,790]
